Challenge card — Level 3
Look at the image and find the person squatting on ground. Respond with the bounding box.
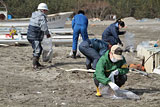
[27,3,51,69]
[102,19,126,46]
[79,38,109,70]
[72,10,89,58]
[93,45,129,97]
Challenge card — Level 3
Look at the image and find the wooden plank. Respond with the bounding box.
[0,44,9,47]
[0,28,73,35]
[0,39,28,43]
[52,36,72,39]
[65,68,95,73]
[57,67,95,73]
[50,28,73,34]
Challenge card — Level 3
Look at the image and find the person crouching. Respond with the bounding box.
[93,45,129,97]
[79,38,109,70]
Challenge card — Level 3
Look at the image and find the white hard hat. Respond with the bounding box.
[37,3,48,11]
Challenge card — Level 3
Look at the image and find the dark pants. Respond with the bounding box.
[102,36,117,45]
[79,40,100,69]
[94,74,127,87]
[28,39,42,58]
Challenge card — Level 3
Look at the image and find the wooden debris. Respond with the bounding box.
[58,67,95,73]
[0,44,9,47]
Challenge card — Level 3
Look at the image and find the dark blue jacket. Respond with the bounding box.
[27,25,44,41]
[102,23,124,45]
[89,38,108,56]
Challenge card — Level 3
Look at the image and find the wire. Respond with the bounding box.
[144,50,160,64]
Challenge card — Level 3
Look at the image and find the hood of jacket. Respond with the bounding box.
[31,10,46,19]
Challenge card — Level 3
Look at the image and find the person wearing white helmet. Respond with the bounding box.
[27,3,51,69]
[37,3,49,10]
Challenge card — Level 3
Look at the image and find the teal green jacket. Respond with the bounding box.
[94,50,129,85]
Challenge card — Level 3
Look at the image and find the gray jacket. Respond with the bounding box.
[27,10,49,41]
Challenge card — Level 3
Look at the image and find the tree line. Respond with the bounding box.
[3,0,160,20]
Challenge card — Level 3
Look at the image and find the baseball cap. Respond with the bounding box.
[111,45,123,60]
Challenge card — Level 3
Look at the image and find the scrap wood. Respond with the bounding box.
[66,68,95,72]
[0,44,9,47]
[58,67,95,73]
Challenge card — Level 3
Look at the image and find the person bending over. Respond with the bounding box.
[79,38,109,70]
[72,10,89,58]
[102,19,126,46]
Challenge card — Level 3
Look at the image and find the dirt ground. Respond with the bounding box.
[0,18,160,107]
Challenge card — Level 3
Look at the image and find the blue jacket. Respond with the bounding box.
[89,38,108,56]
[72,13,88,29]
[102,23,124,45]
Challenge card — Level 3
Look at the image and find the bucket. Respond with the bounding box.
[7,15,12,20]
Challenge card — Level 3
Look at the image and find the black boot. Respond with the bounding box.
[33,57,44,69]
[86,63,91,69]
[33,56,38,69]
[37,57,44,68]
[72,50,77,59]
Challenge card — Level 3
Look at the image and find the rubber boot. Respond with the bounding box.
[33,56,38,69]
[96,87,102,97]
[37,58,41,66]
[72,50,77,59]
[37,57,44,68]
[94,79,101,97]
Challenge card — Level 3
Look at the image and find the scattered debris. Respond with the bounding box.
[129,68,148,76]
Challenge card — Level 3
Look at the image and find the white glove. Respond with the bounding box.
[111,70,119,76]
[108,82,120,91]
[108,70,119,83]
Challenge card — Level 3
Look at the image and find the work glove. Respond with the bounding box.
[47,34,51,38]
[111,69,119,76]
[108,82,120,91]
[109,70,119,83]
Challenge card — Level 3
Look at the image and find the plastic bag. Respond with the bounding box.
[124,32,135,52]
[42,36,53,62]
[69,39,83,58]
[42,49,53,62]
[98,83,140,100]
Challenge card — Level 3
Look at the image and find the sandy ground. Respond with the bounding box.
[0,18,160,107]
